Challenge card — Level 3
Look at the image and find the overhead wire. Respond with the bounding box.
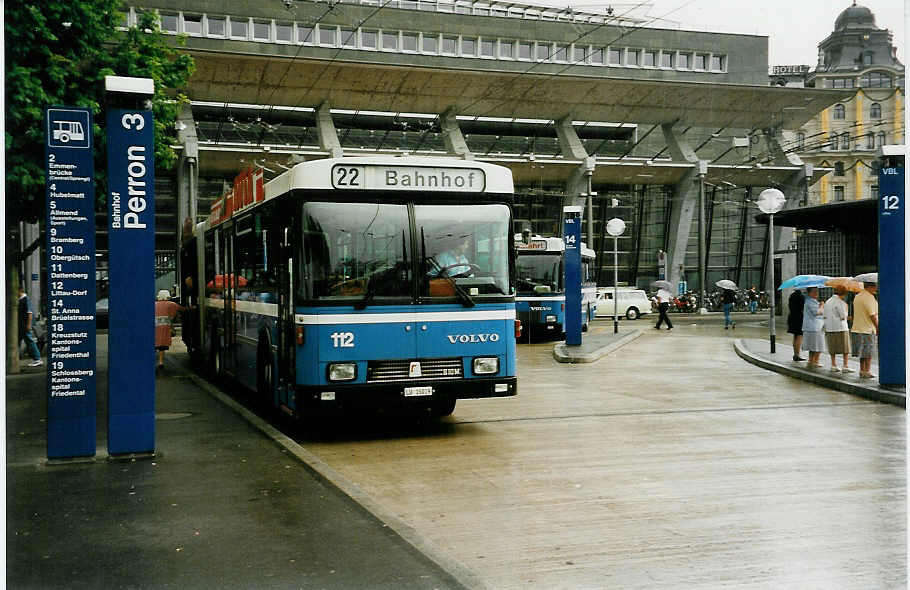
[406,0,695,154]
[212,0,902,166]
[471,0,699,118]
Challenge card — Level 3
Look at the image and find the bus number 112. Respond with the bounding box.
[330,332,355,347]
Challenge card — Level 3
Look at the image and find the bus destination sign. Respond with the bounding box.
[332,165,486,192]
[44,106,97,459]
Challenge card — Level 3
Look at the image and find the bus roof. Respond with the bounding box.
[514,234,595,259]
[267,156,514,198]
[200,156,515,233]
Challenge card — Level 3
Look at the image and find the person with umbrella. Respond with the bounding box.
[787,288,805,362]
[652,280,673,331]
[779,275,830,362]
[715,279,737,330]
[823,285,852,373]
[721,288,735,329]
[801,286,825,368]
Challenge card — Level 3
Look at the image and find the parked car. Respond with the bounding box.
[594,288,653,320]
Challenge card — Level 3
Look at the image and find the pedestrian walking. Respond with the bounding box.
[721,288,735,329]
[155,289,185,370]
[18,286,43,366]
[748,285,759,314]
[823,286,852,373]
[653,286,673,331]
[787,289,805,362]
[850,280,878,379]
[801,286,825,368]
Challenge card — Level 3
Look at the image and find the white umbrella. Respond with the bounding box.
[715,279,737,290]
[853,272,878,284]
[651,280,672,291]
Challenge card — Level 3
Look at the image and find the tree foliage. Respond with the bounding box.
[6,2,195,225]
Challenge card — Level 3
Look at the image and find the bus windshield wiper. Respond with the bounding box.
[446,276,475,308]
[353,280,376,310]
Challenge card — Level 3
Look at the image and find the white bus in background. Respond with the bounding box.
[515,234,597,339]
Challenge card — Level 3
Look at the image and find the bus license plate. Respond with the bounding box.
[404,386,434,397]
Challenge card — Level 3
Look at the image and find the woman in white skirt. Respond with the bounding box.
[801,286,825,368]
[823,285,852,373]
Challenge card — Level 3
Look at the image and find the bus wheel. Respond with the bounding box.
[434,396,457,417]
[257,335,274,403]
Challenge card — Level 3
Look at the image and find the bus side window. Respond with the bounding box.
[254,210,280,303]
[234,220,257,301]
[204,232,219,298]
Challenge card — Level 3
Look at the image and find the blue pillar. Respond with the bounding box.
[878,156,904,386]
[105,77,156,455]
[44,106,97,459]
[563,206,582,346]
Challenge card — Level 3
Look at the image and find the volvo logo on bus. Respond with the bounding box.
[446,333,500,344]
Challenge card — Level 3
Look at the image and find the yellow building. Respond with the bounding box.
[796,3,904,205]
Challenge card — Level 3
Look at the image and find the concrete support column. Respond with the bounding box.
[316,102,344,158]
[175,104,198,296]
[555,117,595,243]
[555,117,587,160]
[763,126,803,167]
[666,168,699,294]
[440,108,473,159]
[661,122,700,295]
[661,122,698,164]
[176,103,198,235]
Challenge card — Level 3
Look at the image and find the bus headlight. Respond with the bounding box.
[472,357,499,375]
[328,362,357,381]
[546,315,557,323]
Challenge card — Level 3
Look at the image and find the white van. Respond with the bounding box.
[595,287,653,320]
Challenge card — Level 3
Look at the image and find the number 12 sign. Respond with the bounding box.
[878,164,904,386]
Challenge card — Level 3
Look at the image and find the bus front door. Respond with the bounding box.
[222,225,238,375]
[276,227,295,410]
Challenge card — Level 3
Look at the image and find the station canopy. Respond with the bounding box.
[183,52,852,185]
[755,199,878,235]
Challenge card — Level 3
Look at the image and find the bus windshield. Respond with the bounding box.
[516,254,562,294]
[416,204,511,298]
[303,202,412,301]
[301,201,511,302]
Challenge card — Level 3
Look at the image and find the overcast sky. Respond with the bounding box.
[536,0,905,68]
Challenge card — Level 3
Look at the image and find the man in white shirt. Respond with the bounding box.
[654,287,673,331]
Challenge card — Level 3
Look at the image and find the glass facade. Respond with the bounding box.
[512,185,770,291]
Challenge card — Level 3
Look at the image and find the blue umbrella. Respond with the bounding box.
[777,274,830,290]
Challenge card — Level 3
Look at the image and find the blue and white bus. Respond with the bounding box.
[514,234,597,339]
[180,157,518,418]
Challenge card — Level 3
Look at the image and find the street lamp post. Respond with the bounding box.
[697,160,707,314]
[758,188,786,354]
[606,218,626,334]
